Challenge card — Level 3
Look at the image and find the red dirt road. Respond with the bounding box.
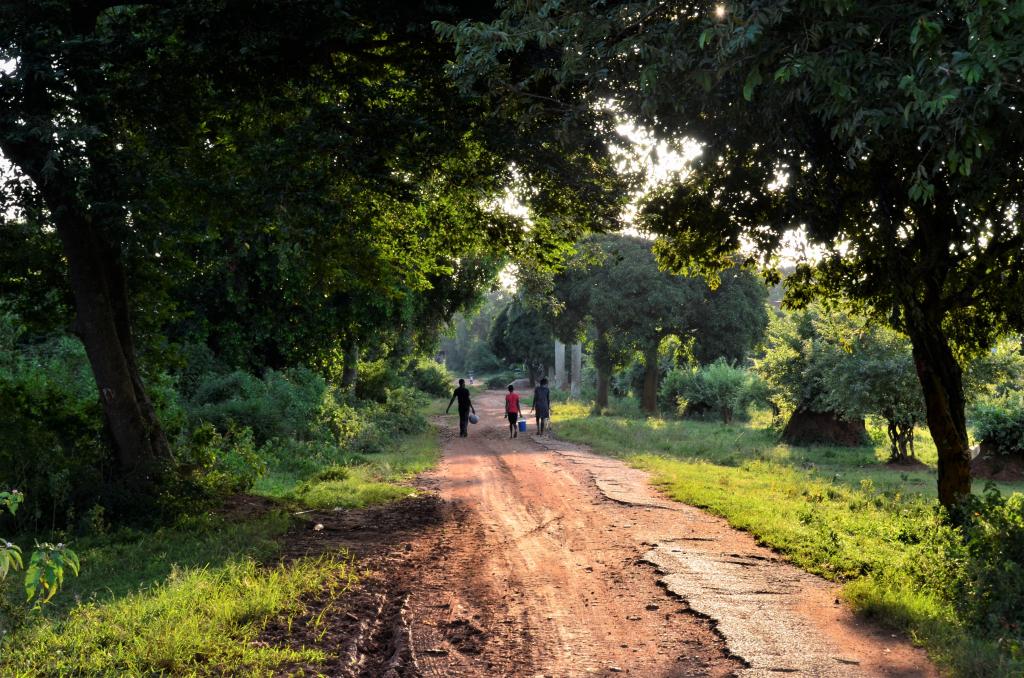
[274,390,938,677]
[407,390,937,677]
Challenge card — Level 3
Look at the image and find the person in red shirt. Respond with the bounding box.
[505,384,523,439]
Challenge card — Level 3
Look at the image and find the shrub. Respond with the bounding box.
[407,358,450,397]
[972,393,1024,456]
[658,368,691,413]
[0,327,110,531]
[188,367,331,444]
[349,387,429,454]
[665,359,760,423]
[941,486,1024,660]
[355,359,399,403]
[169,423,266,500]
[614,357,645,398]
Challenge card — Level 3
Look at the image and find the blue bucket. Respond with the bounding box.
[517,418,527,432]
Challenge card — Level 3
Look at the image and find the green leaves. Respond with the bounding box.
[24,543,80,605]
[0,541,22,580]
[0,489,23,516]
[1,490,80,609]
[742,66,763,101]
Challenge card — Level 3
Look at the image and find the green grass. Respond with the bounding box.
[2,424,443,675]
[49,512,292,615]
[253,428,441,510]
[554,401,1024,677]
[3,554,351,676]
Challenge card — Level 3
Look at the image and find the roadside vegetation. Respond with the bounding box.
[6,2,1024,676]
[0,303,448,674]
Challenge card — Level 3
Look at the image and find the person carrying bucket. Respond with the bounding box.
[446,378,476,438]
[531,377,551,435]
[505,383,523,439]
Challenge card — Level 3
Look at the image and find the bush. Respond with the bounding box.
[662,359,760,423]
[169,423,266,500]
[355,359,400,402]
[0,325,110,531]
[941,486,1024,661]
[348,387,429,454]
[658,367,691,413]
[407,358,450,397]
[614,358,645,398]
[972,393,1024,456]
[188,367,331,444]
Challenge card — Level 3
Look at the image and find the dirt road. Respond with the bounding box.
[274,390,937,677]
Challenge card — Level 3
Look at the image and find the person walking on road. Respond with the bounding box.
[446,379,476,438]
[531,377,552,435]
[505,383,523,439]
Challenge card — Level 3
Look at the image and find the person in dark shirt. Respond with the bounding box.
[446,379,476,437]
[532,377,552,434]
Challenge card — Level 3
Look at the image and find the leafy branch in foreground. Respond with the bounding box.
[1,489,79,638]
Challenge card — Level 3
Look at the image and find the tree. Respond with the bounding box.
[0,0,376,486]
[754,307,869,447]
[552,235,704,413]
[489,299,554,384]
[444,2,1024,510]
[691,270,770,365]
[552,235,765,412]
[440,291,509,373]
[814,313,925,462]
[1,1,621,497]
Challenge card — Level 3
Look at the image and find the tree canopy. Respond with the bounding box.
[443,1,1024,509]
[489,298,555,384]
[551,234,765,411]
[0,0,622,493]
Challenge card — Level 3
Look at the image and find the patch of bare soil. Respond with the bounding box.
[262,495,449,678]
[258,390,938,677]
[971,453,1024,482]
[883,457,931,471]
[782,409,868,447]
[216,493,278,521]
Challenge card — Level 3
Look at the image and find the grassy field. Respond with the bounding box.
[553,400,1024,677]
[253,427,441,510]
[1,423,442,676]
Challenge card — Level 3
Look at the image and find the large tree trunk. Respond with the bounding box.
[341,339,360,388]
[4,28,169,493]
[55,209,169,480]
[596,368,610,410]
[641,343,659,415]
[906,317,971,510]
